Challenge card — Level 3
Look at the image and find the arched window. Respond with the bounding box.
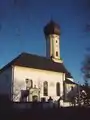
[71,86,74,91]
[56,82,60,96]
[26,79,33,89]
[43,81,48,96]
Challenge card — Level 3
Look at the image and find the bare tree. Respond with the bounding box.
[81,49,90,105]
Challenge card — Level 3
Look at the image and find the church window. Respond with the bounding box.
[56,40,57,43]
[56,51,58,56]
[56,82,60,96]
[43,81,48,96]
[26,79,33,89]
[71,86,74,91]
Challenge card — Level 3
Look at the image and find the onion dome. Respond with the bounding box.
[44,20,60,36]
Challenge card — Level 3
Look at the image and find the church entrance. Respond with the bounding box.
[32,95,38,102]
[28,86,40,102]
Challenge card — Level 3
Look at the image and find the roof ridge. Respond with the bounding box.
[0,52,71,76]
[21,52,51,60]
[0,52,50,73]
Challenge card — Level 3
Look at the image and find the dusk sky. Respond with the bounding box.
[0,0,90,84]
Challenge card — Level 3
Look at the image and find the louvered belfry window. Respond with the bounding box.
[56,51,58,56]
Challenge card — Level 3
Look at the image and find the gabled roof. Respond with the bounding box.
[65,79,77,85]
[66,72,73,78]
[0,52,72,76]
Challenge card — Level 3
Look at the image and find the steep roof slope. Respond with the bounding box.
[0,52,72,78]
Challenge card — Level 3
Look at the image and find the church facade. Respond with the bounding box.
[0,20,77,106]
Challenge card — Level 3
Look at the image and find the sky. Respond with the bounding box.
[0,0,90,84]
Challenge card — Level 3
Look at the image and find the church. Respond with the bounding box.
[0,20,77,107]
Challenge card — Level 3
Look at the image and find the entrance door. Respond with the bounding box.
[32,95,38,102]
[29,87,40,101]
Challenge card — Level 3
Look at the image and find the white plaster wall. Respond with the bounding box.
[13,66,65,105]
[63,102,72,107]
[0,67,12,99]
[66,84,78,97]
[63,83,78,105]
[52,34,60,59]
[48,34,60,59]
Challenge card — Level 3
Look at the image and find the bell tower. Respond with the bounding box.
[44,20,63,63]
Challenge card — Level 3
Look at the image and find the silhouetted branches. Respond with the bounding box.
[81,49,90,106]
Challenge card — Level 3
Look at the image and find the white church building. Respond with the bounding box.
[0,20,77,106]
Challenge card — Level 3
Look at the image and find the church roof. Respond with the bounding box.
[0,52,72,77]
[65,79,77,85]
[66,72,73,78]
